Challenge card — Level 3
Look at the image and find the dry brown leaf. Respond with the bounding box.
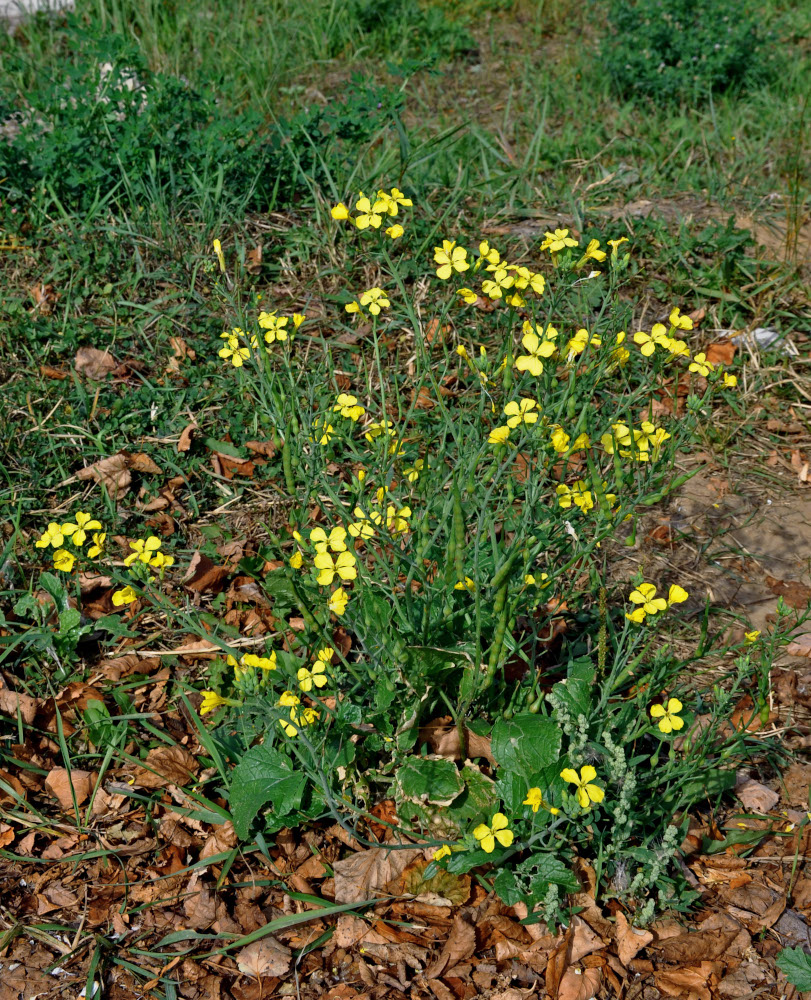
[704,341,735,366]
[650,928,738,963]
[245,439,277,457]
[765,574,811,609]
[236,938,291,978]
[178,423,197,452]
[30,282,58,314]
[333,846,422,903]
[133,746,199,789]
[787,632,811,657]
[183,551,230,594]
[44,768,95,811]
[569,915,606,963]
[0,689,37,724]
[200,821,238,860]
[734,774,779,813]
[39,364,69,380]
[423,913,476,978]
[557,967,601,1000]
[418,717,496,765]
[77,453,132,499]
[128,451,163,474]
[75,346,117,380]
[654,962,721,1000]
[545,930,572,999]
[0,823,14,848]
[166,336,196,374]
[614,912,653,966]
[245,246,263,274]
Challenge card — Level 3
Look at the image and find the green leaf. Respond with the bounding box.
[204,437,248,459]
[491,714,561,779]
[229,745,306,839]
[494,853,579,906]
[397,756,463,805]
[553,658,594,719]
[776,947,811,990]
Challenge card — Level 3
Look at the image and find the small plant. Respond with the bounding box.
[601,0,774,103]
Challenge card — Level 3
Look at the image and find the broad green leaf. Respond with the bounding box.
[494,853,579,906]
[491,714,561,779]
[229,745,306,839]
[776,947,811,990]
[397,756,463,805]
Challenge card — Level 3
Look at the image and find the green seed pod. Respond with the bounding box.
[282,439,296,496]
[453,485,465,584]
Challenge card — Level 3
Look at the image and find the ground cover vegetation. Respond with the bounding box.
[1,0,811,996]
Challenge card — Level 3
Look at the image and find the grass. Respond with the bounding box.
[0,0,810,992]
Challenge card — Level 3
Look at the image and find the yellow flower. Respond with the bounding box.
[689,353,713,377]
[580,238,606,263]
[488,425,511,446]
[312,418,334,445]
[456,287,478,305]
[481,266,515,299]
[314,549,357,586]
[219,338,251,367]
[567,328,601,356]
[650,697,684,734]
[523,787,560,815]
[473,813,514,853]
[404,458,425,482]
[353,287,391,316]
[331,202,350,221]
[329,588,349,616]
[561,765,604,809]
[316,646,334,666]
[124,536,162,568]
[669,307,693,331]
[382,187,413,214]
[243,652,277,671]
[433,844,452,861]
[540,228,578,253]
[364,420,397,445]
[509,265,545,295]
[200,690,229,715]
[745,629,761,644]
[280,697,320,737]
[35,522,65,549]
[293,313,306,329]
[454,576,476,592]
[503,398,539,429]
[549,425,570,454]
[354,193,387,230]
[112,585,137,606]
[278,690,300,708]
[149,551,174,571]
[556,481,597,512]
[667,584,689,606]
[87,532,106,559]
[385,505,411,535]
[434,240,469,280]
[385,224,404,240]
[310,526,348,553]
[289,550,303,569]
[298,660,328,692]
[53,548,76,572]
[629,582,667,615]
[477,240,501,267]
[258,312,289,343]
[722,372,738,388]
[625,608,647,624]
[333,393,366,421]
[62,511,102,546]
[633,328,666,357]
[515,326,556,376]
[213,238,226,272]
[348,507,377,540]
[607,237,629,255]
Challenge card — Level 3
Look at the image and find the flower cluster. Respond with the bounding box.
[632,308,737,389]
[331,188,412,240]
[218,314,305,367]
[34,511,105,573]
[439,239,548,308]
[601,421,670,462]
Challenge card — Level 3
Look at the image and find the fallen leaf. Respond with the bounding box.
[0,689,37,724]
[0,823,14,848]
[133,746,199,789]
[734,773,779,813]
[236,938,291,978]
[418,717,496,765]
[39,364,69,380]
[655,962,721,1000]
[333,846,422,903]
[245,439,277,457]
[178,423,197,452]
[557,967,601,1000]
[29,282,58,314]
[650,928,738,963]
[765,575,811,609]
[569,916,606,962]
[183,551,230,595]
[128,452,162,474]
[245,246,263,274]
[44,768,95,811]
[423,913,476,978]
[787,632,811,657]
[166,336,196,374]
[77,453,132,499]
[614,912,653,966]
[75,346,117,380]
[705,341,735,366]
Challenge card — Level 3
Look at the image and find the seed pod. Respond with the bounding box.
[282,439,296,496]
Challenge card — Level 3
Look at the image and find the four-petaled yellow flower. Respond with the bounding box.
[515,326,557,376]
[433,844,452,861]
[481,266,515,299]
[434,240,469,280]
[567,328,601,356]
[112,585,137,606]
[385,224,404,239]
[669,307,693,331]
[561,765,604,809]
[354,193,387,230]
[35,522,65,549]
[219,337,251,367]
[473,813,514,853]
[333,393,366,421]
[541,228,579,253]
[651,697,684,734]
[689,353,713,377]
[629,582,667,615]
[722,372,737,388]
[258,312,290,343]
[312,418,334,445]
[62,511,102,546]
[504,398,539,429]
[523,787,560,815]
[200,690,229,715]
[311,526,347,553]
[346,287,391,316]
[298,660,328,692]
[579,238,606,264]
[87,532,106,559]
[488,425,511,446]
[314,549,357,586]
[53,548,76,572]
